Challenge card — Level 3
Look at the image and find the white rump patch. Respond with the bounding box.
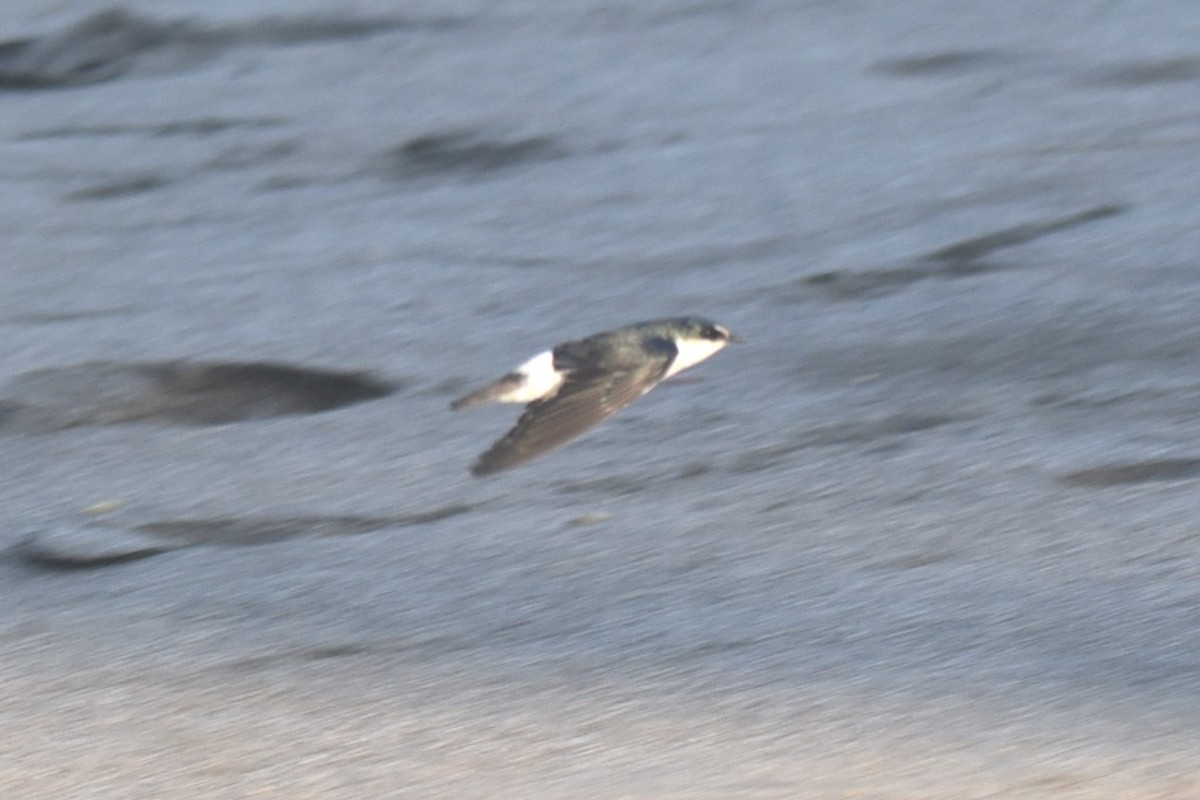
[665,337,728,379]
[500,350,563,403]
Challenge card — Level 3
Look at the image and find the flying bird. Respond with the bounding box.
[452,317,736,476]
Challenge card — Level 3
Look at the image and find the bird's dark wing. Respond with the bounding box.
[471,337,676,476]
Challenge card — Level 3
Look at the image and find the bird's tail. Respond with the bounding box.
[450,374,522,411]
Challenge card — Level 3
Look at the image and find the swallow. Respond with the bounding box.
[452,317,735,475]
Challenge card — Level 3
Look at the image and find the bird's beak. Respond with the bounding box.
[728,333,746,344]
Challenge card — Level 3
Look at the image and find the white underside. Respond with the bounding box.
[493,338,725,403]
[664,337,728,379]
[500,350,563,403]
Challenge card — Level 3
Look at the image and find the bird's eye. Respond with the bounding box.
[702,325,726,340]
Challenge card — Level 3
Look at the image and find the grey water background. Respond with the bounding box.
[2,1,1199,797]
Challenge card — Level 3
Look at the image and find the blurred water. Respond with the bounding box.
[2,2,1200,797]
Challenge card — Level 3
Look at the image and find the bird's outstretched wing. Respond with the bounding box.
[471,337,676,476]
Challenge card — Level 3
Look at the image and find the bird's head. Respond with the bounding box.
[674,317,738,346]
